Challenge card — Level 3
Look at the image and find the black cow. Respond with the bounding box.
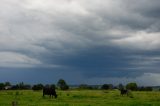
[43,86,57,98]
[120,89,129,96]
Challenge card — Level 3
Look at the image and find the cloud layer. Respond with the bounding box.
[0,0,160,85]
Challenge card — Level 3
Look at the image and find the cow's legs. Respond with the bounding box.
[43,93,45,97]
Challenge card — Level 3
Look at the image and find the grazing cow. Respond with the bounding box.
[43,86,57,98]
[120,89,129,96]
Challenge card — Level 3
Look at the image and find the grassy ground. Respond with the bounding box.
[0,90,160,106]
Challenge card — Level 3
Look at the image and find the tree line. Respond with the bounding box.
[0,79,69,90]
[0,80,154,91]
[101,83,153,91]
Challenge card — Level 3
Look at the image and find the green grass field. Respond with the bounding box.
[0,90,160,106]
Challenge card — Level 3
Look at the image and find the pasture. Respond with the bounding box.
[0,90,160,106]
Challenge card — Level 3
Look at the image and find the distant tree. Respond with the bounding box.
[4,82,11,86]
[138,86,152,91]
[51,84,56,89]
[145,87,153,91]
[19,82,24,89]
[0,83,5,90]
[118,83,124,90]
[79,84,88,89]
[57,79,69,90]
[32,84,44,90]
[57,79,66,87]
[23,84,31,90]
[138,86,145,91]
[108,84,113,89]
[126,82,138,91]
[78,84,93,90]
[14,82,31,90]
[101,84,110,90]
[11,85,19,90]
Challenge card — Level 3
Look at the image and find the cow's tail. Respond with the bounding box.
[55,93,57,98]
[43,89,45,97]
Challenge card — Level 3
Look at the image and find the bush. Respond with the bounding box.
[11,85,19,90]
[57,79,69,90]
[126,83,138,91]
[78,84,93,90]
[118,83,124,90]
[32,84,44,90]
[138,86,152,91]
[101,84,109,90]
[51,84,56,89]
[0,83,5,90]
[101,84,113,90]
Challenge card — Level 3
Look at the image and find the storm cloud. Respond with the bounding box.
[0,0,160,85]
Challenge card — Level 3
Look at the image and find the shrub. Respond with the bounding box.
[126,83,138,91]
[101,84,109,90]
[32,84,44,90]
[57,79,69,90]
[0,83,5,90]
[78,84,93,90]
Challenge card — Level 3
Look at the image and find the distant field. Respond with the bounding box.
[0,90,160,106]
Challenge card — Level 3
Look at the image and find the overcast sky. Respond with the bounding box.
[0,0,160,86]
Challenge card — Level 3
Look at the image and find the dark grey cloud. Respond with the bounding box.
[0,0,160,85]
